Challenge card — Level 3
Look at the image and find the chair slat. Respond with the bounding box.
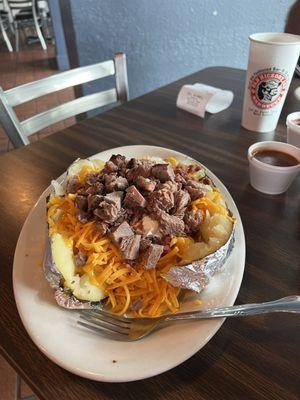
[20,88,117,136]
[5,60,116,106]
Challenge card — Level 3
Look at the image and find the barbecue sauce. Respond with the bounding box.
[253,149,299,167]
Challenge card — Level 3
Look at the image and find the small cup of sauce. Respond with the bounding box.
[286,112,300,148]
[248,141,300,194]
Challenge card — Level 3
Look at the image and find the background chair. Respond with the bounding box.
[0,0,13,51]
[0,53,129,148]
[7,0,47,51]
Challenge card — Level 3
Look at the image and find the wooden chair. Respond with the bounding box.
[0,53,129,148]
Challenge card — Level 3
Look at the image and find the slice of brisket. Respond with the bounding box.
[104,175,129,192]
[124,185,147,208]
[136,176,156,192]
[66,176,81,194]
[74,251,87,267]
[105,191,123,209]
[159,180,179,192]
[84,181,104,195]
[151,163,175,182]
[147,189,174,212]
[119,234,141,260]
[185,179,204,200]
[110,221,134,244]
[154,210,185,237]
[93,192,122,223]
[126,160,154,182]
[109,154,126,168]
[184,210,202,234]
[143,244,164,269]
[75,194,88,212]
[173,190,190,213]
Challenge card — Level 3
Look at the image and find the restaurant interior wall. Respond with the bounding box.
[68,0,294,105]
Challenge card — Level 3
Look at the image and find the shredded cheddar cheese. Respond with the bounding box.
[47,194,184,317]
[47,171,233,317]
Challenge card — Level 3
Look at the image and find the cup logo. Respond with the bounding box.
[250,70,287,109]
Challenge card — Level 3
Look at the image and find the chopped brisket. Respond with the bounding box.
[64,155,211,270]
[140,236,152,251]
[92,192,122,223]
[66,176,81,194]
[174,173,187,185]
[143,244,164,269]
[154,210,185,237]
[110,221,134,244]
[105,191,123,209]
[136,176,156,192]
[124,185,147,208]
[147,189,174,212]
[119,234,141,260]
[84,181,104,195]
[126,160,154,181]
[151,163,175,182]
[75,194,88,212]
[95,221,108,236]
[185,179,204,200]
[94,201,119,223]
[127,158,138,169]
[159,180,179,192]
[85,172,99,186]
[173,207,186,219]
[173,190,190,211]
[74,251,87,267]
[184,210,202,234]
[140,215,160,237]
[202,177,211,185]
[105,175,128,192]
[87,194,102,210]
[77,211,88,223]
[103,160,118,173]
[187,164,201,173]
[109,154,126,168]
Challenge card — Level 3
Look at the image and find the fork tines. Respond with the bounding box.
[77,310,131,340]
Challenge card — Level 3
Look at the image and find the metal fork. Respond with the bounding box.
[77,295,300,341]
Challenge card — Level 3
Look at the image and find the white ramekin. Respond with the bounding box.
[248,141,300,194]
[286,112,300,148]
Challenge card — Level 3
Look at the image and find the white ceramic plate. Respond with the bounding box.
[13,145,245,382]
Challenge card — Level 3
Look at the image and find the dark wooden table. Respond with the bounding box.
[0,67,299,400]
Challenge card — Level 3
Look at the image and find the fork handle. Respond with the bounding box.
[164,296,300,321]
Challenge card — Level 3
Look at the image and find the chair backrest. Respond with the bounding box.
[0,53,129,148]
[7,0,32,9]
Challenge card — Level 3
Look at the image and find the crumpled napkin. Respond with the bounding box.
[177,83,234,118]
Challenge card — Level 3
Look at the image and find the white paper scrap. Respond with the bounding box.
[176,83,234,118]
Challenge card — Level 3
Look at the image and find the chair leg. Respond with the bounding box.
[0,20,13,52]
[15,373,36,400]
[15,25,20,52]
[32,0,47,50]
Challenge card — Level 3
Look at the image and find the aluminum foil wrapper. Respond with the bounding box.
[162,230,235,293]
[43,238,104,310]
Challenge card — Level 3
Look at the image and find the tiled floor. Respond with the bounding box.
[0,38,74,398]
[0,355,36,399]
[0,40,75,153]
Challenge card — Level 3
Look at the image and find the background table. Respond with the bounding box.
[0,67,299,400]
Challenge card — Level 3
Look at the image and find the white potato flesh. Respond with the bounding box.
[67,158,105,178]
[181,211,233,264]
[51,179,65,196]
[67,158,95,177]
[50,233,106,302]
[51,233,75,282]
